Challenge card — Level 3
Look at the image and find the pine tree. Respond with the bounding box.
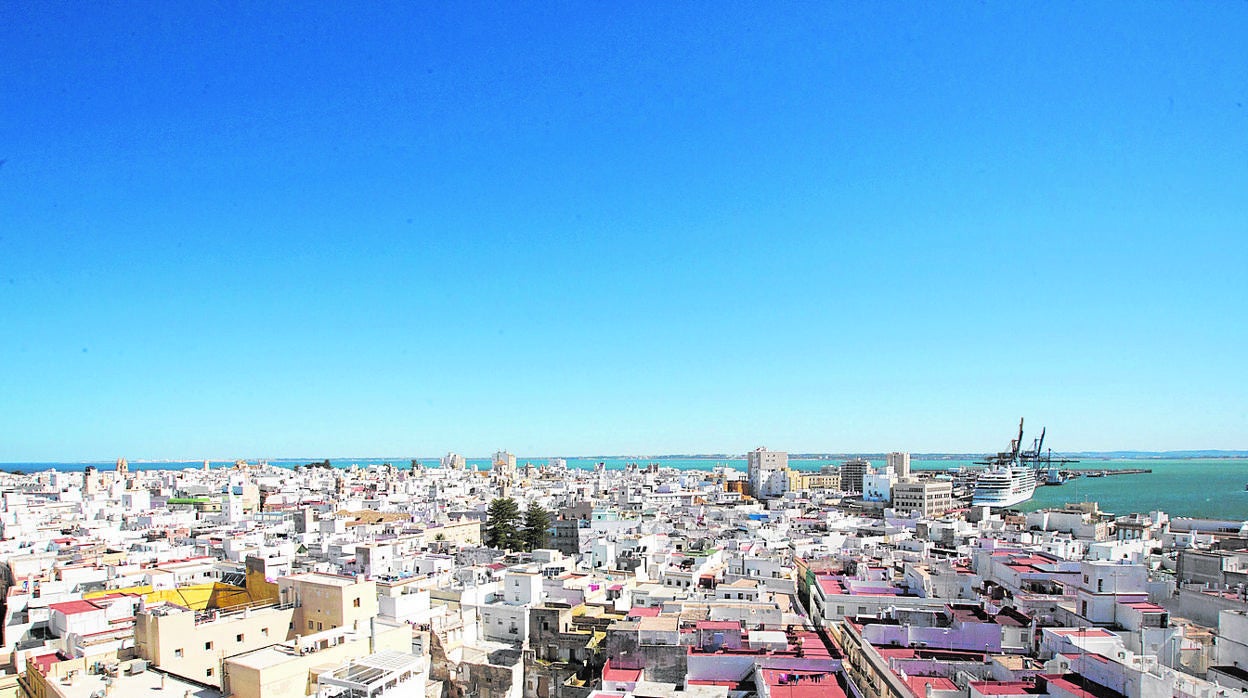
[521,502,552,552]
[484,497,521,550]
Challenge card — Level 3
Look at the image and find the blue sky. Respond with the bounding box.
[2,3,1246,460]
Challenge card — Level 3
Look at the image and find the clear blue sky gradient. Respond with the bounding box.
[2,3,1246,460]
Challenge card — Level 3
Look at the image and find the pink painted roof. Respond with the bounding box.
[1042,675,1125,698]
[818,578,845,595]
[601,660,642,683]
[971,681,1038,695]
[49,600,102,616]
[908,676,958,695]
[758,669,846,698]
[696,620,739,630]
[30,652,64,674]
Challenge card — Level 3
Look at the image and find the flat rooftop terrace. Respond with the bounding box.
[52,668,222,698]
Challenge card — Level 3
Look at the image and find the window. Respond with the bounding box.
[261,628,269,637]
[317,622,323,630]
[353,598,361,608]
[236,633,244,642]
[204,641,213,650]
[308,621,314,630]
[174,648,183,658]
[206,668,214,678]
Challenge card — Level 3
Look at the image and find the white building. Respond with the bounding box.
[863,465,896,503]
[747,447,789,500]
[1074,560,1149,626]
[492,451,517,478]
[893,478,954,517]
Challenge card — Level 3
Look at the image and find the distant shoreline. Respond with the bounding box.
[2,453,1245,468]
[5,456,1242,520]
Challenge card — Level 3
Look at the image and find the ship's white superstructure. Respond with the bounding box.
[971,465,1037,507]
[969,419,1067,509]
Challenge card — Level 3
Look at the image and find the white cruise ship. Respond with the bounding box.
[969,418,1066,509]
[971,465,1038,507]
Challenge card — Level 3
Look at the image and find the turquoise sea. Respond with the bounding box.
[3,457,1245,521]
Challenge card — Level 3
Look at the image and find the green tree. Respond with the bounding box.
[521,503,552,552]
[484,497,521,550]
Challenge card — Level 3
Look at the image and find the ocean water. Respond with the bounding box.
[1010,459,1248,521]
[3,457,1245,521]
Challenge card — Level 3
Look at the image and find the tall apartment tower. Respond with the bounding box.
[886,452,911,479]
[841,458,870,494]
[747,447,789,500]
[441,452,467,470]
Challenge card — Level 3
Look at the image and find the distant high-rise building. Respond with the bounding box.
[441,452,466,470]
[747,447,789,500]
[492,450,517,478]
[83,466,99,496]
[887,452,911,479]
[841,458,870,494]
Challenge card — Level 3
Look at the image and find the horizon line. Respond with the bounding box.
[4,448,1247,465]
